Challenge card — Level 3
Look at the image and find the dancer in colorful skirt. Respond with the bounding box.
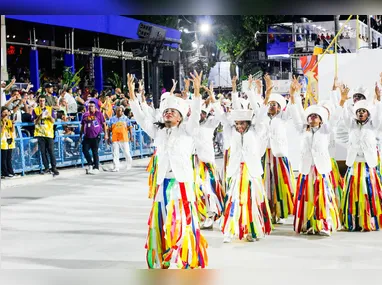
[214,79,272,243]
[322,77,345,207]
[289,91,341,236]
[220,97,232,201]
[335,84,370,147]
[192,83,225,230]
[339,83,382,232]
[256,74,296,224]
[137,80,182,199]
[376,78,382,176]
[128,71,208,269]
[318,96,344,220]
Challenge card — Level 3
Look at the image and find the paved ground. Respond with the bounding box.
[1,157,382,270]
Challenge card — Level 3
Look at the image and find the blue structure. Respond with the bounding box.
[5,15,181,90]
[64,53,75,73]
[29,49,40,92]
[6,15,181,48]
[94,56,103,93]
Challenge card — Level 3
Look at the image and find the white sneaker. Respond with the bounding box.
[201,218,213,230]
[306,227,314,235]
[86,165,93,174]
[319,230,331,237]
[277,218,286,224]
[223,236,231,243]
[111,168,120,172]
[169,263,180,269]
[91,168,100,174]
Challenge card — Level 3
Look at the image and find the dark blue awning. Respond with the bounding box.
[6,15,181,45]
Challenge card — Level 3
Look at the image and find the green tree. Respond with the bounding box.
[215,16,285,77]
[61,66,84,89]
[107,72,122,89]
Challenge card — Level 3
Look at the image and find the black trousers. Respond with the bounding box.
[82,137,100,169]
[37,137,57,170]
[1,149,14,176]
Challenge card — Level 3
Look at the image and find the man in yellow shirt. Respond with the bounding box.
[108,106,133,172]
[32,95,59,176]
[1,107,16,178]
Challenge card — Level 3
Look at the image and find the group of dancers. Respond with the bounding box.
[126,71,382,270]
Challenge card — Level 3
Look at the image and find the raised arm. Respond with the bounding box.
[288,91,305,133]
[372,82,382,130]
[247,76,263,116]
[127,74,157,138]
[254,73,274,123]
[186,70,202,136]
[4,78,16,92]
[201,82,221,129]
[338,84,353,130]
[288,76,305,121]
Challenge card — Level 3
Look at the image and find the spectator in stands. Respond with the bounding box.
[113,88,126,106]
[4,89,29,123]
[74,88,85,112]
[108,106,133,172]
[27,91,37,109]
[19,91,32,122]
[58,97,69,118]
[80,100,108,174]
[61,125,75,157]
[62,87,78,116]
[1,78,16,107]
[43,83,59,109]
[100,94,113,120]
[85,90,101,111]
[32,95,60,176]
[1,106,16,178]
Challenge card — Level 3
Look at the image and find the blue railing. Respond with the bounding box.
[12,120,154,175]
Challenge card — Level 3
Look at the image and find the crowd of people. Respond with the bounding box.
[0,78,142,178]
[2,69,382,270]
[125,70,382,270]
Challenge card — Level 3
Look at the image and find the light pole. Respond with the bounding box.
[1,15,8,81]
[183,22,211,58]
[121,39,127,89]
[180,22,211,81]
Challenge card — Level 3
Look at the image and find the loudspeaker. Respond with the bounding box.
[137,23,166,41]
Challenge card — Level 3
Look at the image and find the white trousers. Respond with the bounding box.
[112,141,132,170]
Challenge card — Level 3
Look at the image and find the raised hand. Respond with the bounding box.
[290,75,302,95]
[138,79,144,93]
[375,82,381,101]
[184,78,190,93]
[264,73,273,98]
[231,76,238,93]
[202,82,215,103]
[254,79,262,94]
[332,76,340,91]
[339,83,350,106]
[170,79,178,96]
[248,75,254,90]
[127,74,136,101]
[190,70,203,98]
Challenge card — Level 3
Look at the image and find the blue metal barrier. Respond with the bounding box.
[13,120,154,175]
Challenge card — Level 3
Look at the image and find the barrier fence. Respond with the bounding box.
[12,120,154,176]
